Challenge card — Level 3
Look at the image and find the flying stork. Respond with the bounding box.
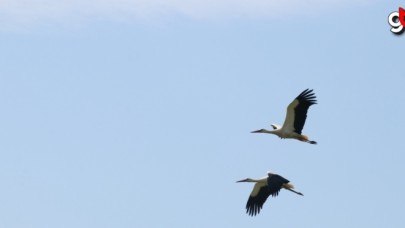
[251,89,317,144]
[237,172,303,216]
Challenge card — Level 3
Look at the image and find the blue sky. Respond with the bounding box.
[1,0,404,227]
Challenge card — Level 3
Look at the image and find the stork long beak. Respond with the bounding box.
[251,129,263,133]
[236,178,248,183]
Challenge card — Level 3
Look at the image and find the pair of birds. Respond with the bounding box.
[237,89,317,216]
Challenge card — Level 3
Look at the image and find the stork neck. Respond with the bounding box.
[263,129,278,134]
[247,177,267,183]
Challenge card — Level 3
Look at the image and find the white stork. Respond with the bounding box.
[251,89,317,144]
[237,172,303,216]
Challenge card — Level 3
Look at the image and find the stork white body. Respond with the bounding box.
[252,89,318,144]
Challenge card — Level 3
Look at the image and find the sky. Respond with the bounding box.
[0,0,404,227]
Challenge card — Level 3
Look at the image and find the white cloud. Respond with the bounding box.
[0,0,368,30]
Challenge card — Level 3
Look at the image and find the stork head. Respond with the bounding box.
[251,129,266,133]
[251,128,276,134]
[236,178,254,183]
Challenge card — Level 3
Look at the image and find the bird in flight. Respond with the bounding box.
[251,89,317,144]
[237,171,303,216]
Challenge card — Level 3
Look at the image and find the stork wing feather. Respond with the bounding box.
[267,174,289,197]
[246,182,271,216]
[282,89,317,134]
